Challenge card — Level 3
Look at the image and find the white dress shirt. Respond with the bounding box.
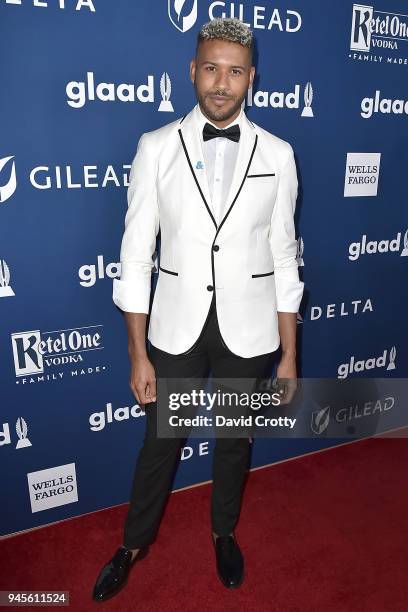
[194,103,243,224]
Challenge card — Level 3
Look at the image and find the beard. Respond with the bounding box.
[195,85,246,123]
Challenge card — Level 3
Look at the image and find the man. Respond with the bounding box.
[93,17,304,601]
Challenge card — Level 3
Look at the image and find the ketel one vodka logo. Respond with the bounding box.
[168,0,197,33]
[0,259,15,297]
[350,4,408,52]
[0,156,17,203]
[11,324,103,378]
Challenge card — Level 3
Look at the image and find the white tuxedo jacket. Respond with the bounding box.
[113,103,304,358]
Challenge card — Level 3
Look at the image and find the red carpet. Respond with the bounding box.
[1,437,407,611]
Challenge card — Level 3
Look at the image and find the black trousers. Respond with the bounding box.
[123,296,275,549]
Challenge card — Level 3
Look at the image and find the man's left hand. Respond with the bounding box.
[275,353,298,405]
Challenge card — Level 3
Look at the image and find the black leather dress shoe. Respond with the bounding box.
[213,535,244,588]
[92,545,148,602]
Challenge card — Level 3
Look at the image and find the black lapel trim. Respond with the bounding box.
[179,113,187,124]
[247,173,275,178]
[252,271,274,278]
[159,265,178,276]
[173,127,258,357]
[216,134,258,236]
[178,129,218,229]
[209,134,258,340]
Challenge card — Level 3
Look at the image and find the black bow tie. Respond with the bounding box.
[203,122,240,143]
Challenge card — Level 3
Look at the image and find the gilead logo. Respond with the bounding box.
[168,0,197,32]
[209,3,302,32]
[0,158,131,199]
[29,164,131,189]
[0,156,17,203]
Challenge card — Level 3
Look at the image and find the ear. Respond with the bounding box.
[249,66,255,89]
[189,59,196,84]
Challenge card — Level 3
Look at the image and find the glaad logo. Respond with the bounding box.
[344,153,381,197]
[337,346,396,379]
[78,256,121,287]
[348,230,408,260]
[0,417,32,449]
[247,82,314,116]
[311,406,330,435]
[3,0,96,12]
[159,72,173,112]
[350,4,408,67]
[168,0,197,32]
[0,156,17,203]
[296,237,304,266]
[27,463,78,513]
[301,82,313,117]
[0,259,15,297]
[66,71,174,111]
[89,402,145,431]
[361,91,408,118]
[16,416,31,448]
[11,324,105,383]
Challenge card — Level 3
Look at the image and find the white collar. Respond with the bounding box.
[194,102,244,139]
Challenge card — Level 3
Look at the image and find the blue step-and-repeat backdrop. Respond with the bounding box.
[1,1,407,537]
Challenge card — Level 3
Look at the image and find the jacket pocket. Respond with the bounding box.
[159,265,178,276]
[252,271,274,278]
[247,173,275,178]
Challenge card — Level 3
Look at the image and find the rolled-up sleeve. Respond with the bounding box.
[112,133,160,314]
[268,144,304,313]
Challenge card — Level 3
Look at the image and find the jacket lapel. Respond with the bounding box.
[178,108,216,227]
[218,113,257,230]
[178,106,258,231]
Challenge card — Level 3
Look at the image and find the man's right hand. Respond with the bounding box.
[129,355,157,406]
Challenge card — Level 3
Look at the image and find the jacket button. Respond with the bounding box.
[213,244,220,251]
[207,285,214,291]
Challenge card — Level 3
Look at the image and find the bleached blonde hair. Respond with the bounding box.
[196,17,253,59]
